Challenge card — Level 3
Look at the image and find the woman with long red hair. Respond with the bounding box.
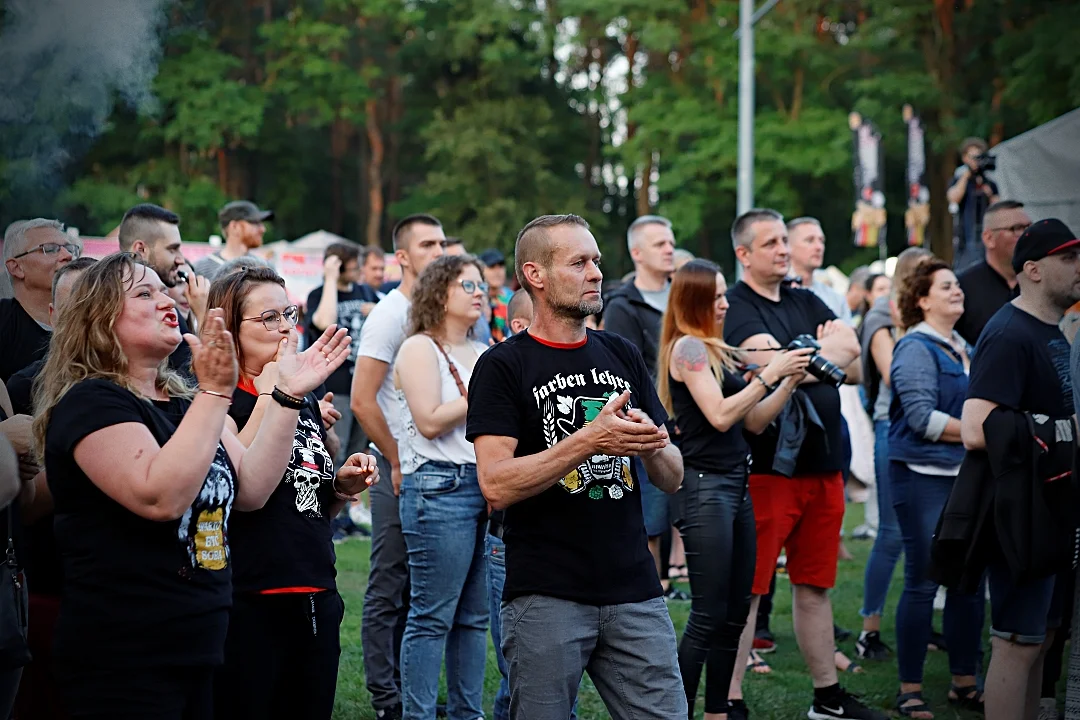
[658,259,811,720]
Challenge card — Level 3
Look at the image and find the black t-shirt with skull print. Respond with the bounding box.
[228,386,337,593]
[46,379,236,668]
[466,329,667,606]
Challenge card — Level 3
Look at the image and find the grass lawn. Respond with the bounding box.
[332,513,989,719]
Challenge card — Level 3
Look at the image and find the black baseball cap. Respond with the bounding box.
[1012,218,1080,273]
[219,201,274,227]
[478,249,506,267]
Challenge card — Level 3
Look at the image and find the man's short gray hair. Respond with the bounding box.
[786,216,822,233]
[627,215,672,253]
[4,218,65,262]
[730,209,783,249]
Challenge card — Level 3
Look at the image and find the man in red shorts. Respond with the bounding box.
[722,209,882,720]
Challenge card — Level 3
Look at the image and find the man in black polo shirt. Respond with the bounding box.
[468,213,685,720]
[956,200,1031,344]
[1,218,78,382]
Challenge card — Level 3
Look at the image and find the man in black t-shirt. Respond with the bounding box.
[962,219,1080,720]
[955,200,1030,344]
[1,218,78,382]
[118,203,196,378]
[723,209,880,720]
[306,242,378,466]
[467,214,686,720]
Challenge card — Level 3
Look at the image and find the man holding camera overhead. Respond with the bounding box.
[724,210,879,720]
[948,137,1001,273]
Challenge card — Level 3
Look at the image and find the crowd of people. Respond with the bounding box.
[0,190,1077,720]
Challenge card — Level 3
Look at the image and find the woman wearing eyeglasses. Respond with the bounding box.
[207,266,379,719]
[35,253,348,717]
[394,255,490,720]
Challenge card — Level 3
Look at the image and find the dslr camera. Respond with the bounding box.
[785,334,846,388]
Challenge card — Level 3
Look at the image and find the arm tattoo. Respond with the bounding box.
[674,338,708,372]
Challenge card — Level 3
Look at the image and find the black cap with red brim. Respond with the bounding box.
[1012,218,1080,273]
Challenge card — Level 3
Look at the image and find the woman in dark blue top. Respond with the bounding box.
[657,260,811,720]
[889,259,984,718]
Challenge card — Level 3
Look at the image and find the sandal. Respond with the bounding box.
[896,690,934,718]
[834,648,864,674]
[747,649,772,674]
[948,684,984,713]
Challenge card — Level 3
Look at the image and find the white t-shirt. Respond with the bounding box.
[356,289,411,443]
[404,336,482,467]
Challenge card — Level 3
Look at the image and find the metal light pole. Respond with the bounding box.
[734,0,779,277]
[737,0,755,217]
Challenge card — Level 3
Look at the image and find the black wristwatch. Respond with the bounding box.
[271,386,307,409]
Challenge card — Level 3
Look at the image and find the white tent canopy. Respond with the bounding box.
[289,230,358,250]
[993,107,1080,231]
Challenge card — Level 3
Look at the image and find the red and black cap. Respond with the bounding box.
[1012,219,1080,273]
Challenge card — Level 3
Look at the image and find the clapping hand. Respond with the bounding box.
[320,392,342,429]
[275,325,351,398]
[186,309,239,396]
[587,390,669,457]
[336,452,379,497]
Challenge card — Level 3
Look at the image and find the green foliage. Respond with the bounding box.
[7,0,1067,277]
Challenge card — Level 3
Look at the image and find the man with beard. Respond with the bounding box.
[191,201,273,281]
[467,214,686,719]
[117,204,196,377]
[963,219,1080,720]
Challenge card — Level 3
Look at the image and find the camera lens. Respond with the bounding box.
[807,355,846,388]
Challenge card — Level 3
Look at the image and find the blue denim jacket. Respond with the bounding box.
[887,325,969,467]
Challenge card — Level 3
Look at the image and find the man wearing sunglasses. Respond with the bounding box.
[1,218,79,382]
[956,200,1032,345]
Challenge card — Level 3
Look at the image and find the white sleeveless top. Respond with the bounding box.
[399,336,482,468]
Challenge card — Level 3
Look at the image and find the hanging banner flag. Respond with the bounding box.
[903,105,930,247]
[849,112,887,249]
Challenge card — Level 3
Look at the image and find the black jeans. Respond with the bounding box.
[671,466,756,716]
[215,590,345,720]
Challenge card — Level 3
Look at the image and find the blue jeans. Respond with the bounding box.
[891,462,984,683]
[487,534,512,720]
[502,595,686,720]
[487,534,578,720]
[400,462,489,720]
[637,456,669,538]
[861,419,903,618]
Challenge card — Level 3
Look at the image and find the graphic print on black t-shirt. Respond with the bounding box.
[177,445,234,571]
[288,414,335,516]
[536,370,636,500]
[466,330,667,606]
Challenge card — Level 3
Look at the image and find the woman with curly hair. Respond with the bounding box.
[394,254,490,720]
[888,258,984,718]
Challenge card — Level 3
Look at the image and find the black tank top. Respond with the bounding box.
[670,368,750,473]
